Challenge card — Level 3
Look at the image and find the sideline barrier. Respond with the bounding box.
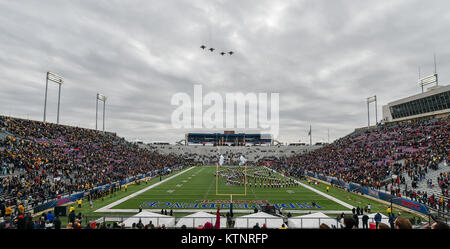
[304,171,429,215]
[81,215,390,229]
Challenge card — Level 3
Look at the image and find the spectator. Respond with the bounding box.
[377,223,390,229]
[431,221,450,230]
[362,213,369,229]
[46,211,55,223]
[319,223,330,229]
[374,212,382,227]
[394,216,412,229]
[343,216,355,229]
[53,216,61,230]
[389,213,396,229]
[352,213,359,228]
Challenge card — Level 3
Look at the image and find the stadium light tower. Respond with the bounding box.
[366,95,377,129]
[418,54,439,93]
[96,93,107,132]
[43,72,64,124]
[419,74,438,93]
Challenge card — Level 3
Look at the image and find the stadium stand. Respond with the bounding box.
[149,144,322,165]
[258,116,449,217]
[0,115,192,226]
[0,114,448,229]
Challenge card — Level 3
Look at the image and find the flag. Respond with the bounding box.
[214,207,221,229]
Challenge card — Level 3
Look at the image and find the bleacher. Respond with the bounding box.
[149,144,322,164]
[0,115,187,213]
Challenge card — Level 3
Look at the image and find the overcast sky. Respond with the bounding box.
[0,0,449,144]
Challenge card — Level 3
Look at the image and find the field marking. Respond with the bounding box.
[296,182,354,209]
[93,208,353,214]
[94,167,195,213]
[96,166,353,214]
[201,170,216,200]
[263,166,354,210]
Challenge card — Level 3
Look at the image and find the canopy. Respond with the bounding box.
[234,212,285,229]
[123,211,176,228]
[176,211,226,228]
[288,212,338,229]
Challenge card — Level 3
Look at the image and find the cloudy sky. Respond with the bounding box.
[0,0,449,144]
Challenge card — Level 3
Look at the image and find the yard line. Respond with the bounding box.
[94,167,195,213]
[202,167,216,200]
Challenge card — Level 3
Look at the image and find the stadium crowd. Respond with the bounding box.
[0,114,449,229]
[259,117,449,212]
[0,115,190,218]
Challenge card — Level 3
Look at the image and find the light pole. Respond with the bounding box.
[366,95,377,129]
[96,93,107,132]
[419,74,438,93]
[43,72,64,124]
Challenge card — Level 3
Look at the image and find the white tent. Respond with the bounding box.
[288,212,339,229]
[176,211,226,228]
[234,212,285,229]
[123,211,176,228]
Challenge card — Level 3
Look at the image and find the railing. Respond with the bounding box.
[30,164,186,214]
[83,215,216,228]
[80,215,391,229]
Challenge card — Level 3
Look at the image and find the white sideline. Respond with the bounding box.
[94,167,195,213]
[264,166,354,210]
[296,182,354,209]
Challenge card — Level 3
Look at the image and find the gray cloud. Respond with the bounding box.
[1,0,449,144]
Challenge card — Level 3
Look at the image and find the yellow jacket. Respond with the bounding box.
[5,207,13,215]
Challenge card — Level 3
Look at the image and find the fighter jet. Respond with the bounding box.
[200,45,206,49]
[209,48,215,52]
[220,52,226,56]
[228,51,234,55]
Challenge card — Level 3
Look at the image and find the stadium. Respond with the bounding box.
[0,0,449,239]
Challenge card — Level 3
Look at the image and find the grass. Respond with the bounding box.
[53,165,422,227]
[113,166,349,211]
[54,168,183,227]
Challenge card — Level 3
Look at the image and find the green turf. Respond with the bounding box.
[54,165,423,227]
[55,169,183,227]
[112,166,350,211]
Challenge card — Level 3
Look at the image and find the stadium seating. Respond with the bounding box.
[0,114,448,229]
[0,115,189,214]
[259,117,449,215]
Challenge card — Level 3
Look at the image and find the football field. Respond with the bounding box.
[96,166,353,213]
